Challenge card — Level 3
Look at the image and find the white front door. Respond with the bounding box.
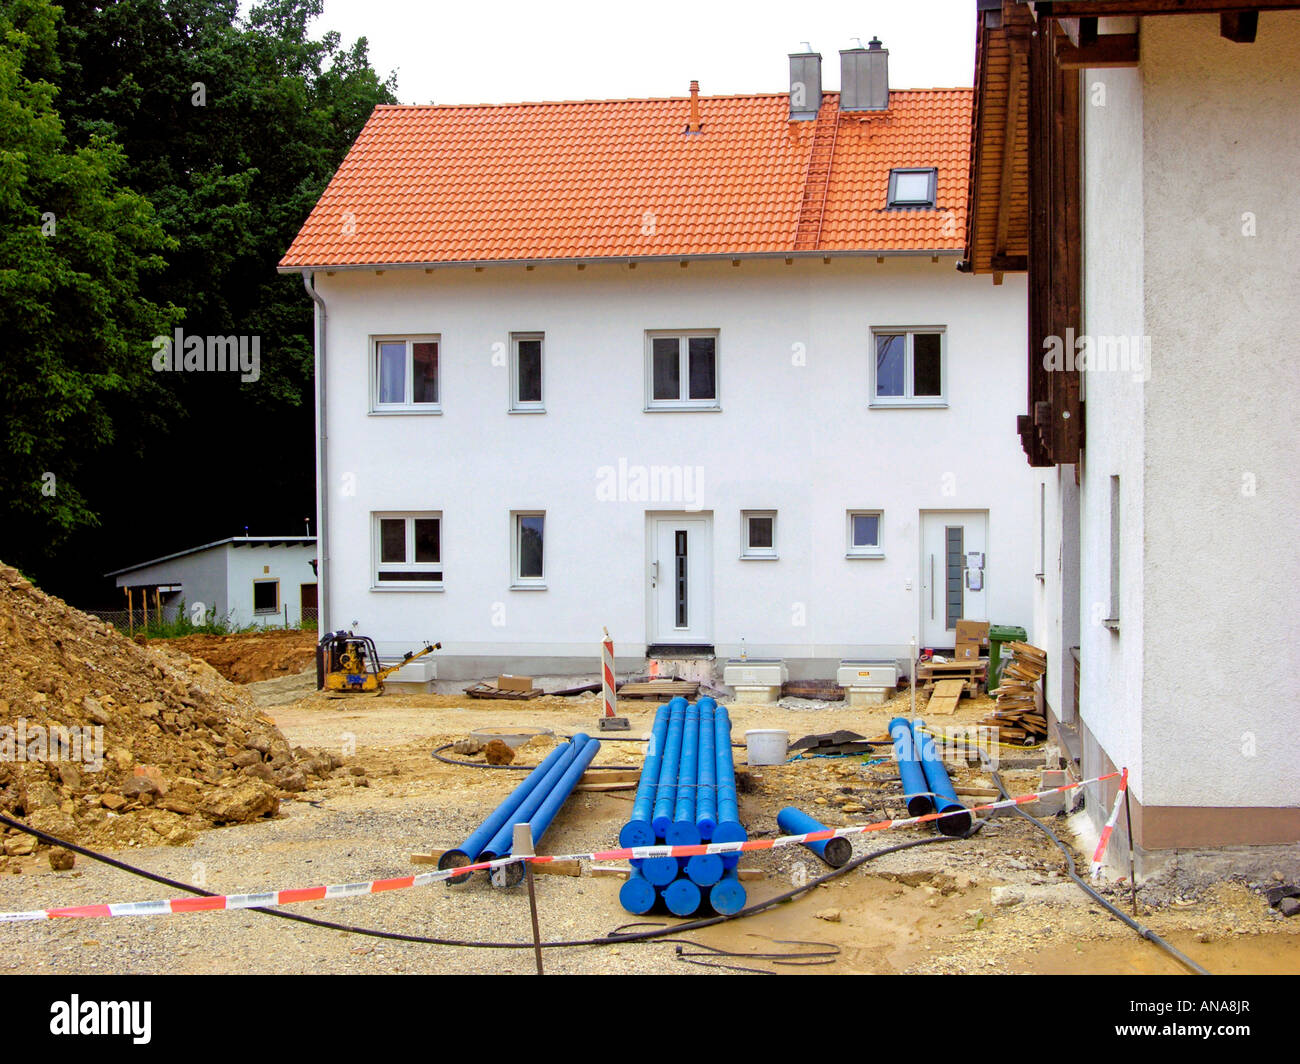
[920,511,989,648]
[649,515,712,646]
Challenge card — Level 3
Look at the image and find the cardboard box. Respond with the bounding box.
[497,674,534,693]
[952,642,980,662]
[955,620,990,647]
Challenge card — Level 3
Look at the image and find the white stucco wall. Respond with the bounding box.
[1137,14,1300,809]
[224,544,318,628]
[1080,61,1148,799]
[1032,465,1080,723]
[313,257,1034,674]
[113,548,229,623]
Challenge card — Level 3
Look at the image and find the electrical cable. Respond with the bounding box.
[0,808,976,950]
[987,771,1210,975]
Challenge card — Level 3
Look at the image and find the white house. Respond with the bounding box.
[107,537,318,629]
[280,44,1037,681]
[965,1,1300,862]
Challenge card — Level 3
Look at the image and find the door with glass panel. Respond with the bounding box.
[920,511,988,647]
[648,515,712,646]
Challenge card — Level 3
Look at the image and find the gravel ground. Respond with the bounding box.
[3,676,1298,975]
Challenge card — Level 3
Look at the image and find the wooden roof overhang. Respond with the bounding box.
[964,0,1300,468]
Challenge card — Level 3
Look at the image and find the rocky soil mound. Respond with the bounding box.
[0,564,340,857]
[155,629,317,684]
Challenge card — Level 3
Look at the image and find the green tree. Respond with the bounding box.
[0,0,179,563]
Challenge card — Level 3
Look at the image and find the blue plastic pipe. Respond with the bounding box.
[439,743,572,880]
[619,869,658,915]
[662,876,702,917]
[888,716,934,817]
[495,734,602,887]
[696,697,717,840]
[620,701,676,847]
[651,699,688,837]
[669,702,701,845]
[709,869,747,915]
[685,852,724,886]
[911,718,972,836]
[777,806,853,869]
[712,701,747,867]
[641,855,680,887]
[479,736,585,862]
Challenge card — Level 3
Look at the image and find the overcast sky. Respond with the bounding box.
[303,0,977,105]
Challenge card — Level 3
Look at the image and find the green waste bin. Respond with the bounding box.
[988,624,1028,688]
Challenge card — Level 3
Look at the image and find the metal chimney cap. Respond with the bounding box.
[868,36,885,50]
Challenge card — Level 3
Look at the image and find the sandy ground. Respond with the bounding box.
[2,673,1298,975]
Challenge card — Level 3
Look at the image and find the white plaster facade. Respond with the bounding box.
[309,256,1036,678]
[1049,14,1300,837]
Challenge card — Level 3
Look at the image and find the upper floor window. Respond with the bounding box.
[646,331,719,410]
[871,328,946,406]
[887,168,937,208]
[373,336,439,412]
[511,333,544,412]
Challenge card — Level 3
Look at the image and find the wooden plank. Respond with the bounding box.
[574,780,637,792]
[1056,34,1139,69]
[533,860,582,877]
[580,769,640,784]
[411,850,448,864]
[926,678,966,717]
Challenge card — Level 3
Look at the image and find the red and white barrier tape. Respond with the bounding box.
[1090,766,1129,879]
[0,770,1122,923]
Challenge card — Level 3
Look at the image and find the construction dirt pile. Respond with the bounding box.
[155,629,317,684]
[0,564,342,856]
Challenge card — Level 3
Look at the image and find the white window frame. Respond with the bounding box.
[372,511,443,590]
[741,510,777,560]
[511,511,547,589]
[846,510,884,558]
[509,332,545,413]
[870,327,947,408]
[645,330,721,411]
[370,334,441,414]
[252,579,280,615]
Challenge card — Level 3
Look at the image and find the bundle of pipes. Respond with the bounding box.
[439,733,601,886]
[887,717,971,836]
[618,696,749,917]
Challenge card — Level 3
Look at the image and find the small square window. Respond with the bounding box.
[847,511,883,558]
[511,333,544,411]
[512,512,546,587]
[253,580,279,614]
[872,328,946,406]
[372,336,440,412]
[646,332,719,409]
[741,511,777,559]
[374,512,443,587]
[887,168,937,208]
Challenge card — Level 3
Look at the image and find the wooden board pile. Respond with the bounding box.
[979,641,1048,742]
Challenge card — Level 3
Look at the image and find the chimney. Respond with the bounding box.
[788,49,822,121]
[840,36,889,112]
[687,80,701,133]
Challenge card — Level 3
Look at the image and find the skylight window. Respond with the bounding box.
[887,168,937,208]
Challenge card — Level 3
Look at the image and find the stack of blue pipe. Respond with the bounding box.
[439,733,601,886]
[888,717,971,836]
[617,696,748,917]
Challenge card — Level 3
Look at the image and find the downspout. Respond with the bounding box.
[303,271,330,635]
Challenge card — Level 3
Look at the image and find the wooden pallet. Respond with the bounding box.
[616,680,700,701]
[916,660,987,682]
[463,682,543,700]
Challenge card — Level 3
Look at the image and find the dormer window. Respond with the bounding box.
[887,168,937,209]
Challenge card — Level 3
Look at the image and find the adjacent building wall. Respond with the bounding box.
[224,544,318,628]
[1138,15,1300,818]
[315,257,1035,676]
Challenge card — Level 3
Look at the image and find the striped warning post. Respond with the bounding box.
[601,628,616,719]
[1091,766,1129,879]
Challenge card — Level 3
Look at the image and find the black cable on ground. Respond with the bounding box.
[0,808,976,950]
[988,772,1210,976]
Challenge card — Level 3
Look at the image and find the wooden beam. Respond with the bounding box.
[1040,0,1295,15]
[1220,11,1260,41]
[994,51,1026,259]
[991,253,1029,271]
[1056,33,1140,68]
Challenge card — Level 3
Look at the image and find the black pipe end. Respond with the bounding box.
[906,796,935,818]
[823,837,853,868]
[438,849,474,885]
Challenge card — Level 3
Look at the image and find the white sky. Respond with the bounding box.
[302,0,977,105]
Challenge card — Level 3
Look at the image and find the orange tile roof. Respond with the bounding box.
[280,89,972,269]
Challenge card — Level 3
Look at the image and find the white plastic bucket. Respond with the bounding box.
[745,728,789,766]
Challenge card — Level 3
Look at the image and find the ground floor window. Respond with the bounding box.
[374,512,443,587]
[741,510,777,559]
[847,510,884,557]
[253,579,279,614]
[512,511,545,587]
